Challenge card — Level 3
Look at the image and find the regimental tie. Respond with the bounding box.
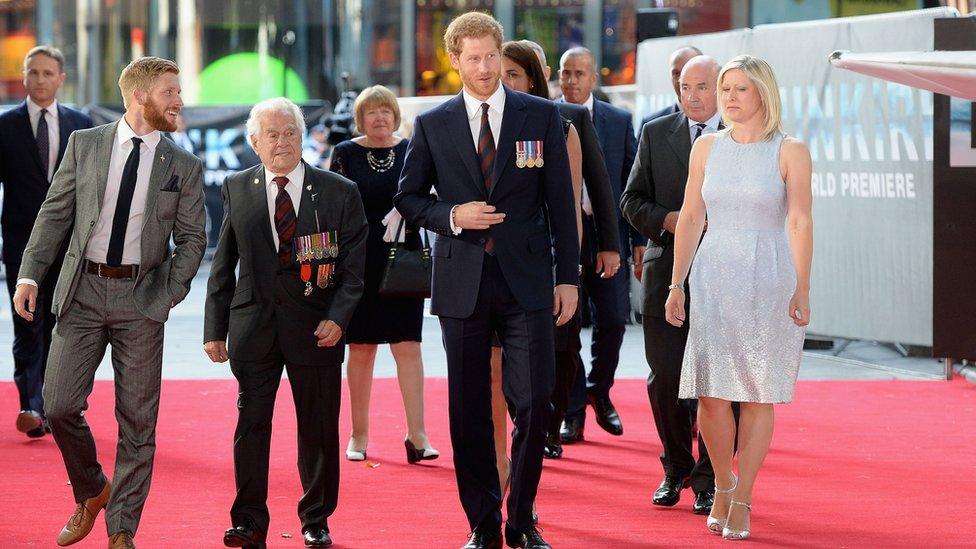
[273,176,297,267]
[478,102,496,254]
[106,137,143,267]
[37,108,50,181]
[693,122,707,142]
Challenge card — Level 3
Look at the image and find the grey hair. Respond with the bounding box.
[521,40,547,67]
[559,46,595,69]
[245,97,306,148]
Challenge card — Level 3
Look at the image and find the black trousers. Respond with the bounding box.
[229,346,341,535]
[5,261,57,414]
[642,315,715,493]
[549,289,583,438]
[440,254,554,533]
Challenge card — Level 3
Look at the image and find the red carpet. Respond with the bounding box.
[1,377,974,548]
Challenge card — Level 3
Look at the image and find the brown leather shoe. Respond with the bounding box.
[108,531,135,548]
[57,481,111,546]
[16,410,43,433]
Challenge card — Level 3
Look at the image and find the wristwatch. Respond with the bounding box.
[668,283,684,292]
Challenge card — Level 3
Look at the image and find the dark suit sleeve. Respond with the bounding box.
[621,123,668,245]
[575,113,620,254]
[18,131,80,283]
[167,158,207,304]
[621,115,642,250]
[326,181,368,330]
[543,105,580,286]
[393,115,456,236]
[204,181,238,343]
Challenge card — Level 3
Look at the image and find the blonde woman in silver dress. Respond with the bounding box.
[665,55,813,541]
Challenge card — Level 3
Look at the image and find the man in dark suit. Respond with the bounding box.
[0,45,92,438]
[395,13,578,549]
[621,55,726,515]
[204,98,367,549]
[558,46,637,443]
[638,46,701,132]
[520,40,622,459]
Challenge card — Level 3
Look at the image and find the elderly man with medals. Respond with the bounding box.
[203,97,367,549]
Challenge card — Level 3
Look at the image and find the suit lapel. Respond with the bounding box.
[14,103,46,175]
[141,137,174,232]
[593,100,609,150]
[296,164,319,235]
[56,104,71,169]
[445,93,488,198]
[249,166,278,255]
[666,113,692,170]
[490,88,526,195]
[94,122,119,209]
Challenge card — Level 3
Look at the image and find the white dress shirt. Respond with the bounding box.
[26,96,59,182]
[265,162,305,250]
[688,112,723,143]
[581,94,595,119]
[451,83,507,234]
[85,118,162,265]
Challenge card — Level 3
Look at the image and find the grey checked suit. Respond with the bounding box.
[18,120,206,536]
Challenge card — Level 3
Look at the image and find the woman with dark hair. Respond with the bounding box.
[484,40,585,495]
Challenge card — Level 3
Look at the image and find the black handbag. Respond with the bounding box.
[377,218,432,299]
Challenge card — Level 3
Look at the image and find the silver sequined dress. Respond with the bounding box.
[678,131,805,404]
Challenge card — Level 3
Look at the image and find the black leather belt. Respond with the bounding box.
[85,260,138,279]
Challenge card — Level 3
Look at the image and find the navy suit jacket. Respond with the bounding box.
[591,99,640,259]
[395,87,579,319]
[0,101,93,266]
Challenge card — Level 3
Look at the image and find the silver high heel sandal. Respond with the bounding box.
[707,474,737,535]
[722,500,752,541]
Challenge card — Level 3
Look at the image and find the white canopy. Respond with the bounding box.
[829,50,976,100]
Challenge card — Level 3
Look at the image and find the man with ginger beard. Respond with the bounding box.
[13,56,206,548]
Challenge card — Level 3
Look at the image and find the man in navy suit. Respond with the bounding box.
[558,47,637,443]
[638,46,702,132]
[395,12,578,549]
[0,46,92,438]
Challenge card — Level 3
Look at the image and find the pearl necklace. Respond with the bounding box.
[366,148,396,172]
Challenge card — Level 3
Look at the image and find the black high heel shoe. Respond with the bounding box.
[405,438,440,464]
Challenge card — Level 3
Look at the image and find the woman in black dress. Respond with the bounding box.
[329,85,438,464]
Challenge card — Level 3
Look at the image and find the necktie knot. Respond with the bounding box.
[131,137,143,149]
[695,123,707,130]
[273,176,289,190]
[40,108,48,116]
[481,103,490,116]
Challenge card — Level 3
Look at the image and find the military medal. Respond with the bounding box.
[326,230,338,257]
[317,263,333,288]
[516,141,527,168]
[525,140,536,168]
[301,263,313,296]
[535,141,544,167]
[313,232,324,260]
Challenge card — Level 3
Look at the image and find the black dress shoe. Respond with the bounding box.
[652,475,690,507]
[586,393,623,436]
[559,418,584,444]
[303,525,333,548]
[461,527,502,549]
[223,522,265,547]
[504,524,551,549]
[542,433,562,459]
[693,489,714,515]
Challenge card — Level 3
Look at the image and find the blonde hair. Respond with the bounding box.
[444,12,503,57]
[118,56,179,108]
[718,55,782,141]
[353,85,401,132]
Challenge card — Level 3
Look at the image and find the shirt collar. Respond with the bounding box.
[688,111,722,131]
[582,94,595,115]
[265,162,305,190]
[117,116,161,152]
[462,82,506,121]
[26,96,58,119]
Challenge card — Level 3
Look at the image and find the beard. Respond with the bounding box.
[143,96,178,132]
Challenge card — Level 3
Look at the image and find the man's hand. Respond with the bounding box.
[552,284,579,327]
[594,251,621,279]
[663,211,680,234]
[13,284,38,322]
[315,320,343,347]
[204,340,229,363]
[632,246,645,282]
[453,201,505,230]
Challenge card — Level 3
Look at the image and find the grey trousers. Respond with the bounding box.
[43,270,165,537]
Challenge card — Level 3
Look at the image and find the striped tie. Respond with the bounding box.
[273,176,297,267]
[478,103,496,253]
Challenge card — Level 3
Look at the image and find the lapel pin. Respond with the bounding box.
[306,185,312,191]
[160,155,165,161]
[254,178,260,184]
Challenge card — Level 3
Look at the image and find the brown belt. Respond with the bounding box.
[84,260,138,279]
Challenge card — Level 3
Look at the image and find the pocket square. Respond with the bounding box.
[161,174,180,192]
